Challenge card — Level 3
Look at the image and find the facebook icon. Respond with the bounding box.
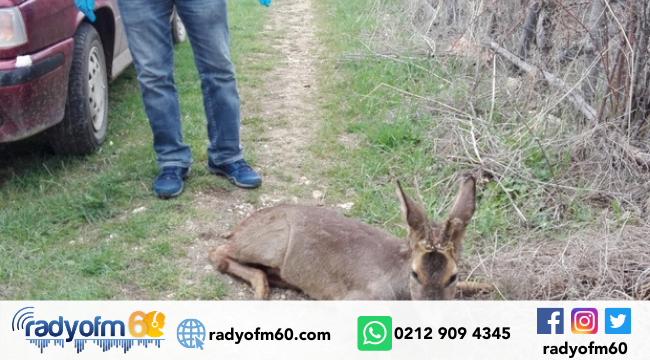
[537,308,564,334]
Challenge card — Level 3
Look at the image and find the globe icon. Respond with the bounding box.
[177,319,206,349]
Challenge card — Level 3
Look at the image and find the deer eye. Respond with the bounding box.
[411,270,420,283]
[447,274,458,287]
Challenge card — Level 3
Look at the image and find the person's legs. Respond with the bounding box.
[117,0,192,169]
[175,0,261,188]
[174,0,241,166]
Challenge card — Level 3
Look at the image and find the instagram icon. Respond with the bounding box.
[571,308,598,334]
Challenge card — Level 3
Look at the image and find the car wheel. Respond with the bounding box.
[48,23,108,155]
[171,8,186,44]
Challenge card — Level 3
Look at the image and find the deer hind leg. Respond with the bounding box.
[266,268,301,291]
[209,244,270,300]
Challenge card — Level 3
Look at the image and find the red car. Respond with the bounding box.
[0,0,185,154]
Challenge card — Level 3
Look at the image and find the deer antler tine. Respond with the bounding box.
[419,239,436,253]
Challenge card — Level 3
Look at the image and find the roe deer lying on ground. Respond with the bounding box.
[209,175,481,300]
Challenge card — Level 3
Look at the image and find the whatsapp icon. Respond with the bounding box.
[357,316,392,351]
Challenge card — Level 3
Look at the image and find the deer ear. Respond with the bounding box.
[444,175,476,252]
[396,181,430,250]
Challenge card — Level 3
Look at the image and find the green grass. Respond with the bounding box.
[312,0,467,235]
[0,0,274,300]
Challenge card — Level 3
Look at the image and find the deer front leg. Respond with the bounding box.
[457,281,493,294]
[209,244,270,300]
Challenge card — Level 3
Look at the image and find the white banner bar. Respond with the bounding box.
[1,301,647,359]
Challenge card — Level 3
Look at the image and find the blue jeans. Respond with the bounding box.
[117,0,243,168]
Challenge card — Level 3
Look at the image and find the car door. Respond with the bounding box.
[107,0,131,79]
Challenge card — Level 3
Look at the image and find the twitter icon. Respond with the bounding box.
[605,308,631,334]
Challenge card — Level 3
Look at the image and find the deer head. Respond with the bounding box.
[396,176,476,300]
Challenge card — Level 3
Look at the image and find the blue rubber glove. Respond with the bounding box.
[74,0,96,22]
[259,0,271,7]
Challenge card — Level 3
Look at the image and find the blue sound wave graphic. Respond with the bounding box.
[12,306,34,331]
[27,339,163,354]
[28,339,64,353]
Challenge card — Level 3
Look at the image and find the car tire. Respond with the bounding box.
[171,8,186,44]
[48,23,108,155]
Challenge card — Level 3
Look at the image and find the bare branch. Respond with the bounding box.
[485,39,598,122]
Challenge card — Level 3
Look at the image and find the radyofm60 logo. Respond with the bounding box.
[129,310,167,338]
[12,307,166,354]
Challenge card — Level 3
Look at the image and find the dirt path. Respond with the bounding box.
[180,0,320,300]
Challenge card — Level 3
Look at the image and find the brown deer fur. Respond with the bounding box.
[209,176,478,300]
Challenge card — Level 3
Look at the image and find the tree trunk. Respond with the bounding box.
[517,1,542,60]
[581,0,606,105]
